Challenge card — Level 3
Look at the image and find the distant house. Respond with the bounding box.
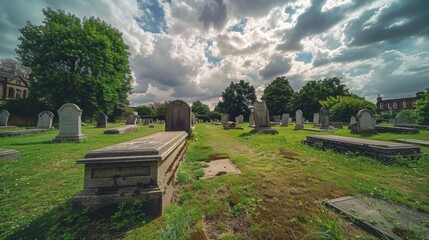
[0,71,30,104]
[376,92,424,114]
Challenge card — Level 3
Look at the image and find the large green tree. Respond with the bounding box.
[261,76,295,116]
[414,88,429,125]
[16,8,132,119]
[135,105,155,117]
[319,95,376,122]
[217,80,256,120]
[191,100,210,115]
[293,77,349,120]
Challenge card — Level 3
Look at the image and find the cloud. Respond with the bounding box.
[198,0,227,30]
[259,55,292,80]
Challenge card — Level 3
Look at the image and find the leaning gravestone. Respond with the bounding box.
[125,114,138,125]
[52,103,85,142]
[165,100,191,135]
[251,101,278,134]
[295,110,304,130]
[313,113,319,125]
[320,107,329,129]
[96,113,108,128]
[0,110,10,126]
[37,111,54,129]
[281,113,289,127]
[351,109,376,134]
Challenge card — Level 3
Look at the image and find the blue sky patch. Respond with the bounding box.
[135,0,167,33]
[348,66,370,77]
[284,6,295,23]
[205,40,222,65]
[229,18,247,34]
[383,39,414,53]
[296,52,312,64]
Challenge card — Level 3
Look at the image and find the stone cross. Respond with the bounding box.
[295,110,303,130]
[96,113,108,128]
[165,100,192,135]
[52,103,85,142]
[319,107,330,129]
[37,111,54,129]
[281,113,289,127]
[0,110,11,126]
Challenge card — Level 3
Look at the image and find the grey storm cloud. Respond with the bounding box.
[227,0,288,18]
[313,44,384,67]
[259,55,292,80]
[346,0,429,46]
[198,0,227,30]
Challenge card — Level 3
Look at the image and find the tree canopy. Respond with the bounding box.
[293,77,349,120]
[135,105,155,117]
[16,8,132,119]
[414,88,429,125]
[191,101,210,115]
[216,80,256,120]
[261,76,295,117]
[319,95,376,122]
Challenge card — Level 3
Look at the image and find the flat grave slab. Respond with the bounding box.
[304,135,422,160]
[394,138,429,146]
[0,126,16,129]
[327,196,429,240]
[394,124,429,130]
[0,148,20,163]
[375,125,419,134]
[0,128,53,137]
[201,158,241,179]
[103,125,138,134]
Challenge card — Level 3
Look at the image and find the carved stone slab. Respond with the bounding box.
[103,125,138,134]
[0,148,20,163]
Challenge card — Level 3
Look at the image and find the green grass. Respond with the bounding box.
[1,122,428,239]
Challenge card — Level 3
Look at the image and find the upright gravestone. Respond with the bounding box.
[350,116,357,125]
[313,113,320,125]
[273,115,281,123]
[249,112,255,126]
[126,114,138,125]
[251,101,278,134]
[238,115,244,124]
[221,114,229,126]
[320,107,330,129]
[352,109,376,134]
[37,111,54,129]
[165,100,191,135]
[395,116,403,125]
[53,103,85,142]
[96,113,108,128]
[281,113,289,127]
[295,110,304,130]
[0,110,10,126]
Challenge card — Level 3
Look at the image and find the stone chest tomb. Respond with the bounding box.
[72,131,188,216]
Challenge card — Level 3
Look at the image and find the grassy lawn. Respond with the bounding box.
[1,123,428,239]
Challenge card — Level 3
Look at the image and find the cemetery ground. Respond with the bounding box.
[1,123,428,239]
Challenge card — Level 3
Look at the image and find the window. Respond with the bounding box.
[379,103,384,109]
[23,90,27,98]
[393,102,397,109]
[16,89,21,98]
[403,101,407,108]
[8,88,14,98]
[412,100,416,107]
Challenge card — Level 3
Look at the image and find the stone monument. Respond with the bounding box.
[249,112,255,126]
[221,114,229,126]
[37,111,54,129]
[125,114,138,125]
[53,103,85,142]
[165,100,192,135]
[313,113,320,125]
[281,113,289,127]
[96,113,108,128]
[320,107,330,129]
[395,116,403,125]
[295,110,304,130]
[351,109,376,134]
[0,110,10,126]
[251,101,278,134]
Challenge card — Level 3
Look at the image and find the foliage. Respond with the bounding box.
[17,8,132,119]
[153,101,170,120]
[208,111,221,120]
[414,88,429,125]
[191,101,210,115]
[135,105,155,117]
[319,95,376,122]
[293,77,349,120]
[397,109,416,124]
[0,58,31,78]
[261,76,295,116]
[217,80,256,120]
[112,200,146,230]
[1,97,51,118]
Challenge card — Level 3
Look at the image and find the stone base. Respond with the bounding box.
[0,148,20,163]
[52,135,85,142]
[72,186,163,216]
[104,125,138,134]
[375,125,419,134]
[0,128,53,137]
[0,126,16,129]
[305,135,422,160]
[250,127,278,134]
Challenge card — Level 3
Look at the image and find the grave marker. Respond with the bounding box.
[295,110,303,130]
[281,113,289,127]
[251,101,278,134]
[165,100,191,135]
[52,103,85,142]
[37,111,54,129]
[320,107,329,129]
[0,110,10,126]
[96,113,108,128]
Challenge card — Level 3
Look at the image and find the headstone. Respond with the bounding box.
[251,101,278,134]
[52,103,85,142]
[273,115,281,123]
[320,107,329,129]
[288,117,292,123]
[350,116,357,125]
[221,114,229,126]
[238,115,244,124]
[352,109,376,134]
[295,110,303,130]
[249,112,255,126]
[0,110,10,126]
[281,113,289,127]
[143,118,150,125]
[96,113,108,128]
[165,100,191,135]
[313,113,320,124]
[395,116,403,125]
[125,114,138,125]
[37,111,54,129]
[331,122,343,129]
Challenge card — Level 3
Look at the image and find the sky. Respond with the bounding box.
[1,0,428,109]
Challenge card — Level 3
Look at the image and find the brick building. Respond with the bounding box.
[0,71,30,105]
[376,92,424,114]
